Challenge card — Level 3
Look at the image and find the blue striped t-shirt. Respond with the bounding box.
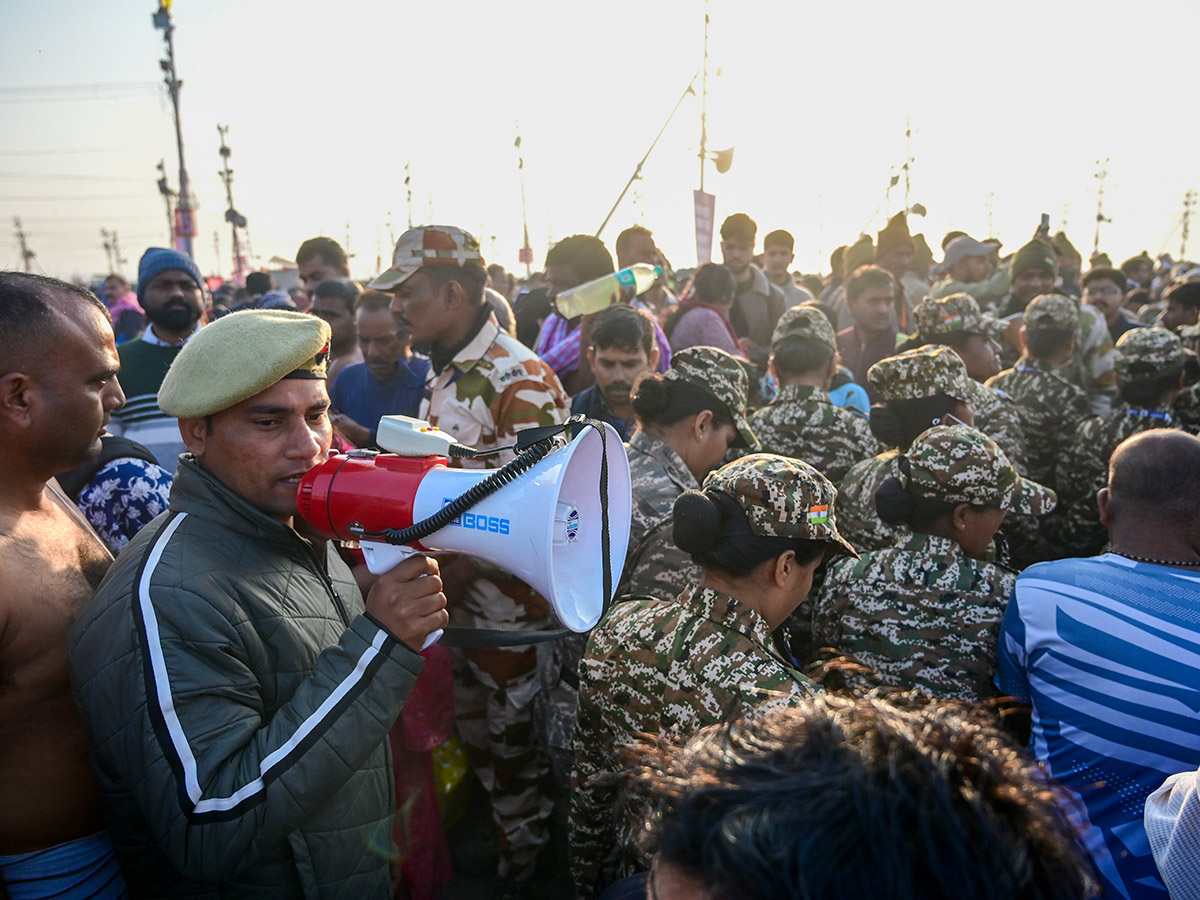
[997,553,1200,900]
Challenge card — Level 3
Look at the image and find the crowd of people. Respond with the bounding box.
[3,207,1200,900]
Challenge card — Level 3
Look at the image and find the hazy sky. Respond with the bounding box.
[2,0,1198,281]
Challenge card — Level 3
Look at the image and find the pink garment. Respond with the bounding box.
[107,291,143,316]
[668,306,742,355]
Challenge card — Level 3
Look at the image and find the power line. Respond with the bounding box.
[0,171,149,183]
[0,147,136,156]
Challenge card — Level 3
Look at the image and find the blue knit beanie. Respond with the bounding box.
[137,247,205,305]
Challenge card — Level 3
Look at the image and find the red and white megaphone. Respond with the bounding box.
[297,415,632,639]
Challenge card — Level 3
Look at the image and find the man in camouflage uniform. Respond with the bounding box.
[1048,327,1195,558]
[992,238,1118,414]
[836,345,976,552]
[988,294,1092,492]
[570,455,855,899]
[813,426,1055,701]
[751,305,881,484]
[375,225,569,888]
[538,347,756,829]
[909,292,1027,473]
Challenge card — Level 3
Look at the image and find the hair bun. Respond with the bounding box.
[631,375,671,420]
[875,475,917,526]
[673,490,722,554]
[869,403,905,448]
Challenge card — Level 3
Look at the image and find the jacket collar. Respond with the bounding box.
[432,308,500,376]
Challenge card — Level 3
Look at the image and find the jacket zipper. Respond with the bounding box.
[299,538,351,627]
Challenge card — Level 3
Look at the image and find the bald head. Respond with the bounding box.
[1108,430,1200,526]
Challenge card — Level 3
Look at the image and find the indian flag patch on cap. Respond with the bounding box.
[808,504,829,524]
[943,313,963,328]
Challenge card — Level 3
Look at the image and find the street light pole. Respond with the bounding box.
[154,2,194,259]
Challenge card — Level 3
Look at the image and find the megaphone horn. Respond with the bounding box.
[298,421,633,634]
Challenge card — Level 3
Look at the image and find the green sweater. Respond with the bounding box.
[111,338,186,472]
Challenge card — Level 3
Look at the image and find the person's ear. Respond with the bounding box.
[767,358,778,381]
[952,502,972,532]
[773,549,796,589]
[647,346,660,371]
[693,409,714,439]
[586,345,597,369]
[442,279,467,310]
[1097,486,1113,528]
[0,372,34,428]
[179,416,210,457]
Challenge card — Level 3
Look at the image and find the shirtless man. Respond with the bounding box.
[0,273,127,898]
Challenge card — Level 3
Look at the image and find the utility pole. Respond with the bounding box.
[404,163,413,229]
[101,228,116,272]
[515,124,533,276]
[217,124,246,283]
[14,218,35,273]
[698,2,710,193]
[1183,190,1197,261]
[153,1,195,259]
[156,159,176,245]
[903,118,914,212]
[1093,158,1111,258]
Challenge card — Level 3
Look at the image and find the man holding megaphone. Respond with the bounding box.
[68,310,448,897]
[372,225,570,891]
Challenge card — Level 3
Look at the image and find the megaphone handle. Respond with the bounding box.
[360,542,444,651]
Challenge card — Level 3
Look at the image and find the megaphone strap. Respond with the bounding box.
[438,627,573,648]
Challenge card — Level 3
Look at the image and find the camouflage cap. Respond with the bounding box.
[664,346,758,448]
[703,454,857,558]
[1023,293,1078,332]
[771,304,836,350]
[903,425,1056,516]
[867,345,974,404]
[369,225,484,291]
[913,292,1005,340]
[1114,326,1188,380]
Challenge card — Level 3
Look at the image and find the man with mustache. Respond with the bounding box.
[569,305,658,441]
[68,310,446,897]
[328,291,430,448]
[107,248,207,474]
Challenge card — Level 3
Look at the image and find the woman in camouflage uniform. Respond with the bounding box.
[570,454,857,900]
[836,344,977,552]
[812,425,1055,701]
[619,346,757,601]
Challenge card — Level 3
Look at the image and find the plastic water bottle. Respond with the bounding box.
[553,264,662,319]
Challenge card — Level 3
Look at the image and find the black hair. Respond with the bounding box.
[0,272,109,374]
[423,264,487,305]
[763,229,794,253]
[869,394,960,450]
[355,290,395,313]
[1118,368,1183,406]
[1025,326,1074,360]
[545,234,614,284]
[1165,282,1200,312]
[720,213,757,244]
[845,265,896,303]
[633,695,1097,900]
[875,473,958,531]
[692,262,736,305]
[312,277,361,312]
[589,304,654,356]
[615,225,654,260]
[673,489,825,578]
[1081,267,1126,292]
[773,336,834,378]
[632,376,735,431]
[245,271,274,295]
[296,236,347,269]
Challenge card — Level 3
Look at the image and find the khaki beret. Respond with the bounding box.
[158,310,332,417]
